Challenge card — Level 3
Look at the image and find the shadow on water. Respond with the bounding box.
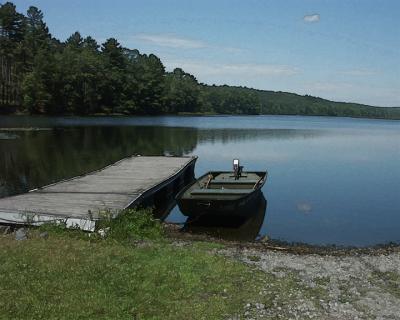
[182,194,267,242]
[140,174,197,221]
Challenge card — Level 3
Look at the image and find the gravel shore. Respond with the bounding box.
[219,246,400,319]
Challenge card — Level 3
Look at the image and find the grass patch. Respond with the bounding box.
[247,255,261,262]
[38,208,164,243]
[370,271,400,298]
[314,276,330,287]
[0,209,263,319]
[97,208,165,242]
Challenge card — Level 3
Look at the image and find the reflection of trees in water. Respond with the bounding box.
[197,128,323,144]
[0,125,322,197]
[0,126,198,197]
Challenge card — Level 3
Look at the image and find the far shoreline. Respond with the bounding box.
[1,111,400,122]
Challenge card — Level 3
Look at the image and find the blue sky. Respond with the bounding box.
[12,0,400,107]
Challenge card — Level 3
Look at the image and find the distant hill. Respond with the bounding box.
[258,90,400,119]
[208,85,400,119]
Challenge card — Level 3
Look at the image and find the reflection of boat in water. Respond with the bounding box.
[176,159,267,219]
[184,194,267,241]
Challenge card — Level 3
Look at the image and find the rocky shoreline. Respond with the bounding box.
[164,222,400,256]
[223,247,400,319]
[166,224,400,319]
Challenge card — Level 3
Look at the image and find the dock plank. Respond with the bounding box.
[0,156,196,231]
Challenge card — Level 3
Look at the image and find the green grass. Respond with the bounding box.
[0,210,263,319]
[97,208,165,242]
[370,271,400,299]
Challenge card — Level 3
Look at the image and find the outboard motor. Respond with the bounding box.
[233,159,243,180]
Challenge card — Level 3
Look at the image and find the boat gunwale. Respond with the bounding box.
[176,170,267,202]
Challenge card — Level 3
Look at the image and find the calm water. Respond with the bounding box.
[1,115,399,246]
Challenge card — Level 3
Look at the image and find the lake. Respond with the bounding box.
[1,115,399,246]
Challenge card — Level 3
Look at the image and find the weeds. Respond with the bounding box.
[37,208,164,243]
[98,208,164,242]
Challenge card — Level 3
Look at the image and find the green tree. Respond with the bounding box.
[21,49,55,113]
[54,32,103,114]
[99,38,126,111]
[163,68,200,113]
[0,2,25,109]
[23,6,51,59]
[122,52,165,114]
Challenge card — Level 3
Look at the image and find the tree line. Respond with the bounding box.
[1,2,399,119]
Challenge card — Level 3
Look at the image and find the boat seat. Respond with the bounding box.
[190,189,252,195]
[210,179,260,184]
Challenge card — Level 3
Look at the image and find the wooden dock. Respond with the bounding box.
[0,156,197,231]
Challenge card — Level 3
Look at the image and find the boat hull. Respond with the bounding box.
[176,170,267,218]
[178,188,263,218]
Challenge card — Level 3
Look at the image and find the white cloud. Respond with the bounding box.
[165,59,299,78]
[303,14,320,23]
[133,33,207,49]
[130,33,244,54]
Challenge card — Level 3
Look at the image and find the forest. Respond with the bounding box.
[1,2,399,119]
